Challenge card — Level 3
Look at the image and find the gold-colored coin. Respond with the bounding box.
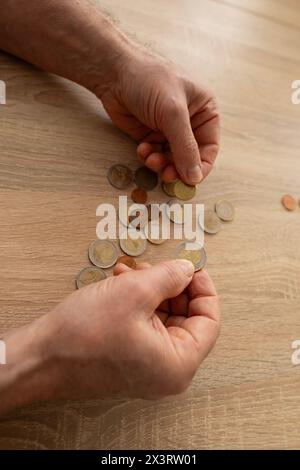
[166,199,184,224]
[200,210,221,234]
[76,266,107,289]
[145,221,167,245]
[175,242,207,272]
[173,181,196,201]
[88,240,119,268]
[215,200,235,221]
[162,181,176,197]
[119,229,147,256]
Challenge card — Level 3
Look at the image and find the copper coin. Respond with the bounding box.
[134,166,158,191]
[107,164,133,189]
[281,194,297,211]
[131,187,148,204]
[117,255,137,269]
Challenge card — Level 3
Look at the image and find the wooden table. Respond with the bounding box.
[1,0,300,450]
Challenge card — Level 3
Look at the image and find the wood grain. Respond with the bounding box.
[1,0,300,450]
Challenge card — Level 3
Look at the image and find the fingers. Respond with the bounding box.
[162,103,203,185]
[168,270,220,368]
[131,259,194,309]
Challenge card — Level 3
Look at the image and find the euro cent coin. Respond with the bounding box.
[175,242,207,272]
[76,266,107,289]
[173,181,196,201]
[166,199,184,224]
[117,255,137,269]
[131,187,148,204]
[107,164,133,189]
[134,166,158,191]
[119,229,147,256]
[162,181,176,197]
[281,194,297,211]
[201,210,221,234]
[215,199,235,221]
[145,221,167,245]
[88,240,119,268]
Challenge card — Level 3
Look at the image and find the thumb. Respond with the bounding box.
[163,103,203,184]
[133,259,194,309]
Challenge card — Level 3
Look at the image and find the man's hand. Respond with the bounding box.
[1,260,219,414]
[99,51,220,184]
[0,0,220,185]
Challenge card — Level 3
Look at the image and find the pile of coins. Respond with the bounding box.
[281,194,300,212]
[76,163,235,288]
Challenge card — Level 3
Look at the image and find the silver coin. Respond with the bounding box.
[88,240,119,268]
[175,242,207,272]
[215,200,235,222]
[119,229,147,256]
[76,266,107,289]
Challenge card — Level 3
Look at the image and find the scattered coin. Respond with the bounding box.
[131,187,148,204]
[162,181,176,197]
[215,199,235,221]
[76,266,107,289]
[200,210,222,234]
[175,242,207,272]
[145,221,167,245]
[281,194,297,211]
[117,255,137,269]
[107,164,133,190]
[119,229,147,256]
[166,199,184,224]
[128,208,148,230]
[134,166,158,191]
[89,240,119,268]
[173,181,196,201]
[146,204,161,222]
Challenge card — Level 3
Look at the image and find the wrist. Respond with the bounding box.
[0,316,61,415]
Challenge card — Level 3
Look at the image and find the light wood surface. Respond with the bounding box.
[1,0,300,450]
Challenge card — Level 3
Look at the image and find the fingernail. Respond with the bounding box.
[187,165,203,184]
[176,259,194,277]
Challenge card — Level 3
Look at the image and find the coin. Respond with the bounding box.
[146,204,161,222]
[145,221,167,245]
[215,199,235,221]
[76,266,107,289]
[119,229,147,256]
[281,194,297,211]
[175,242,207,272]
[117,255,137,269]
[165,199,184,224]
[88,240,119,268]
[134,166,158,191]
[107,164,133,189]
[173,181,196,201]
[201,210,221,234]
[128,207,148,230]
[162,181,176,197]
[131,187,148,204]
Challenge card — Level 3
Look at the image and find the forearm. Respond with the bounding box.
[0,319,59,416]
[0,0,133,94]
